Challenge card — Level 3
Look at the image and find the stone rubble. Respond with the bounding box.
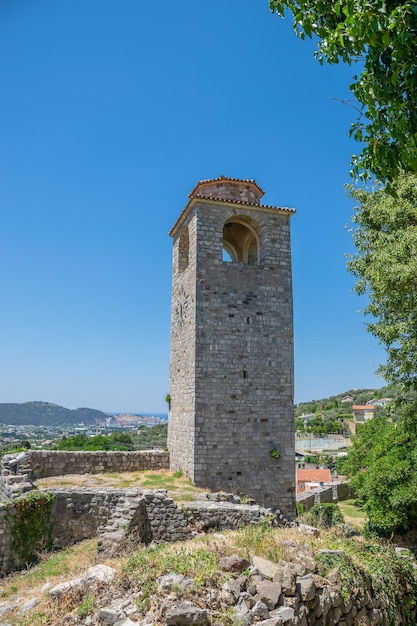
[4,546,411,626]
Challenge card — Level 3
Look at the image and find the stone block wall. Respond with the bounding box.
[1,450,170,499]
[0,488,289,575]
[169,184,295,515]
[296,482,354,512]
[28,450,169,479]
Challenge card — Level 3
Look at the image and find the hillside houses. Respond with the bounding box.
[296,468,333,494]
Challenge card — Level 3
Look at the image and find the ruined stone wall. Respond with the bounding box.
[2,450,169,488]
[0,488,288,575]
[296,482,355,512]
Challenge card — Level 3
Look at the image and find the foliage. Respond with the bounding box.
[348,175,417,396]
[304,503,344,528]
[131,423,167,450]
[9,492,55,567]
[317,538,417,620]
[344,415,417,536]
[232,522,286,563]
[303,452,332,467]
[77,595,96,619]
[125,543,220,611]
[57,431,134,451]
[269,0,417,183]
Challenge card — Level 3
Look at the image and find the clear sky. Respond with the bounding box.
[0,1,385,413]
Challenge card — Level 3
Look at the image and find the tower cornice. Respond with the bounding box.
[169,188,295,238]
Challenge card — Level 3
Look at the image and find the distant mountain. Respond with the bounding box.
[0,402,109,426]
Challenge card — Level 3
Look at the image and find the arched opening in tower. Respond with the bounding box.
[222,219,259,265]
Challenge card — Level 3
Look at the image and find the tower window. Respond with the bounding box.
[222,218,260,265]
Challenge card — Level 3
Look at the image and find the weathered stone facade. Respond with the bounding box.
[0,487,288,575]
[169,177,296,514]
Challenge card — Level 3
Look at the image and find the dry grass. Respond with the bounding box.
[34,469,207,504]
[2,524,319,625]
[1,521,379,626]
[0,538,103,625]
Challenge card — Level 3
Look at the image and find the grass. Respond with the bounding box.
[3,522,417,626]
[1,538,100,626]
[337,499,367,529]
[34,469,206,504]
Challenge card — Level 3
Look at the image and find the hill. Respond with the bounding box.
[0,401,109,426]
[295,385,397,416]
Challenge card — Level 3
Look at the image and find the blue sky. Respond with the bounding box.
[0,1,384,413]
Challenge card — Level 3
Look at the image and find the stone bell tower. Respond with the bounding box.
[168,176,295,515]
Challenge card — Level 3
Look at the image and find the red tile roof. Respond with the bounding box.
[170,177,295,237]
[188,175,265,199]
[296,468,332,484]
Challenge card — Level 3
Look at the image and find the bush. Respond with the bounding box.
[305,503,344,528]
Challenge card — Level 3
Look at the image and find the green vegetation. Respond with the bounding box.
[269,0,417,183]
[77,596,96,619]
[348,175,417,398]
[232,522,287,563]
[3,523,417,626]
[303,503,344,529]
[9,492,55,567]
[130,423,167,450]
[294,385,397,438]
[343,416,417,537]
[34,469,204,504]
[316,539,417,621]
[337,499,367,529]
[125,544,220,612]
[341,175,417,537]
[57,431,134,451]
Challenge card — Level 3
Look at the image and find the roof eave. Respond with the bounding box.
[169,195,296,238]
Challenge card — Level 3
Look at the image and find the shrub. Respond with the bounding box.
[305,503,344,528]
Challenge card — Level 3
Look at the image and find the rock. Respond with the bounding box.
[0,601,15,619]
[113,619,138,626]
[219,554,250,573]
[165,602,209,625]
[298,524,320,537]
[252,556,281,579]
[288,550,317,573]
[19,598,39,613]
[49,578,83,598]
[316,587,331,618]
[255,620,282,626]
[98,607,122,625]
[251,600,269,618]
[296,574,316,601]
[270,606,295,623]
[255,580,282,609]
[222,578,242,600]
[84,564,117,584]
[158,573,194,593]
[272,562,298,596]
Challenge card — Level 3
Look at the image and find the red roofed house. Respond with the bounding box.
[352,405,375,423]
[296,468,333,494]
